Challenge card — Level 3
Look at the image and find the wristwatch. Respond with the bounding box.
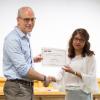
[43,76,46,81]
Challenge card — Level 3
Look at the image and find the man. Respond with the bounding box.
[3,6,55,100]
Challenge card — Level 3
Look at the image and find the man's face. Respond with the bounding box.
[17,9,36,33]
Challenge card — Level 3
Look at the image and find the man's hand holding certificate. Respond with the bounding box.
[42,48,67,66]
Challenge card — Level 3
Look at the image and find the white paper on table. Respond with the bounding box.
[41,48,67,66]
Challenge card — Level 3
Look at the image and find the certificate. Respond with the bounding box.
[42,48,67,66]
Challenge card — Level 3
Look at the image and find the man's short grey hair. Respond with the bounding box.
[17,6,33,18]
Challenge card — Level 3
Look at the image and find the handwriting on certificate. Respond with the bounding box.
[42,48,67,66]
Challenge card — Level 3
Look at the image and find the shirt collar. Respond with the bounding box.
[15,26,31,39]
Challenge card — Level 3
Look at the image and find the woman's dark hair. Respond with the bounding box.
[68,28,94,58]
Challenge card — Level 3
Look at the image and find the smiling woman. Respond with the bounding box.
[54,28,99,100]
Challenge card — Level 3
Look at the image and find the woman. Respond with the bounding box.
[55,28,98,100]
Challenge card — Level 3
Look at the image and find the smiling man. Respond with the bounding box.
[3,6,55,100]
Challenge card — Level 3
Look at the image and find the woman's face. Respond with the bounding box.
[72,33,85,52]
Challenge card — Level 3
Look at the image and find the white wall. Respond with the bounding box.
[0,0,100,77]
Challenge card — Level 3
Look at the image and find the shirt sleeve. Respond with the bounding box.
[4,37,31,77]
[55,68,64,81]
[52,68,66,92]
[81,55,99,93]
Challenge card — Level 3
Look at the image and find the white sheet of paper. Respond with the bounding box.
[42,48,67,66]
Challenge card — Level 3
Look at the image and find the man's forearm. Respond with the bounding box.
[27,67,45,81]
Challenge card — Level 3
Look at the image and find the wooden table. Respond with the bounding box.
[34,87,65,100]
[93,93,100,100]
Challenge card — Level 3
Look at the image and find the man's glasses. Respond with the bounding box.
[20,17,36,22]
